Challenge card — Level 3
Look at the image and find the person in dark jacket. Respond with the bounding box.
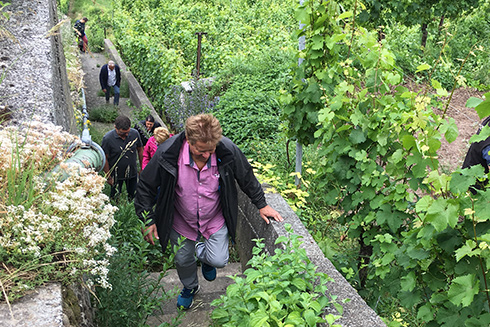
[462,115,490,192]
[134,114,283,310]
[134,115,162,146]
[99,60,121,106]
[73,17,88,52]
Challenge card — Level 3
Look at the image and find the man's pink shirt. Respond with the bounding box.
[173,140,225,241]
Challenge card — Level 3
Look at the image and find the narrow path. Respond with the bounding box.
[79,51,133,118]
[147,263,242,327]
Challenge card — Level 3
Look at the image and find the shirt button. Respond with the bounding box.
[199,183,202,185]
[199,196,202,199]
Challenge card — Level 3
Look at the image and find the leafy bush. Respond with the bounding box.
[88,105,119,123]
[211,224,343,327]
[384,9,490,89]
[94,201,180,327]
[111,0,295,119]
[0,120,117,302]
[283,1,490,325]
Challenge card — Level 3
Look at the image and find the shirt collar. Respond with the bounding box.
[183,140,216,168]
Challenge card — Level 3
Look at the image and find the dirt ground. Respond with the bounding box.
[436,87,485,171]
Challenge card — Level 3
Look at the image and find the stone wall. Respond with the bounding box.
[0,0,76,133]
[236,186,387,327]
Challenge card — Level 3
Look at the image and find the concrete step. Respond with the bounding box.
[146,262,243,327]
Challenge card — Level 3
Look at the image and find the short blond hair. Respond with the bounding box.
[153,127,170,144]
[185,114,222,146]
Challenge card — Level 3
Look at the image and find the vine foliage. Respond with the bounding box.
[281,0,490,325]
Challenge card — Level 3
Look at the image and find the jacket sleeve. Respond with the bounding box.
[142,142,151,170]
[134,155,162,226]
[99,65,107,89]
[116,66,121,87]
[226,138,267,209]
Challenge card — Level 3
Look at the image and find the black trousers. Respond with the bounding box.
[110,177,137,201]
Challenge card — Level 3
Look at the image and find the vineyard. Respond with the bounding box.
[64,0,490,325]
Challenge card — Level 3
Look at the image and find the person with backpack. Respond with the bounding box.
[73,17,88,53]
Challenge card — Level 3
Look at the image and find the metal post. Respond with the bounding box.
[195,32,207,78]
[295,0,305,186]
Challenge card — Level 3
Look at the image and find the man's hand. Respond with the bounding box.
[142,224,159,245]
[106,175,114,186]
[259,205,284,224]
[102,88,107,93]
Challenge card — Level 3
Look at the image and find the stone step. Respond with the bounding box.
[146,262,243,327]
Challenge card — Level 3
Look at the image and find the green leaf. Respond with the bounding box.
[444,118,459,143]
[304,309,320,326]
[474,189,490,221]
[415,195,433,212]
[475,98,490,120]
[448,274,479,307]
[400,271,416,292]
[431,79,442,89]
[469,125,490,143]
[337,11,353,20]
[275,236,288,245]
[211,308,230,319]
[425,198,459,231]
[449,171,474,194]
[465,97,483,108]
[455,240,477,262]
[416,63,431,73]
[311,35,324,50]
[284,311,304,325]
[417,304,434,322]
[250,311,270,327]
[349,128,366,144]
[292,278,307,291]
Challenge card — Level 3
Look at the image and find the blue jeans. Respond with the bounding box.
[105,85,120,105]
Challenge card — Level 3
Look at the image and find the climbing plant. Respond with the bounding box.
[281,0,490,325]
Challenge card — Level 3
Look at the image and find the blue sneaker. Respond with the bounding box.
[202,262,216,281]
[177,285,200,310]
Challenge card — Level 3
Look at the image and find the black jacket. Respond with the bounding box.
[134,120,162,146]
[134,132,267,250]
[99,64,121,90]
[74,20,86,37]
[462,116,490,173]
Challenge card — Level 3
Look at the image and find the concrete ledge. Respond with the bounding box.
[48,0,76,133]
[236,186,387,327]
[0,283,64,327]
[103,39,165,127]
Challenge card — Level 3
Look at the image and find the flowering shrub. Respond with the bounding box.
[0,120,117,302]
[163,74,218,133]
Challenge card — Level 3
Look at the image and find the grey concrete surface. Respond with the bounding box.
[0,0,76,132]
[0,283,64,327]
[79,51,133,118]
